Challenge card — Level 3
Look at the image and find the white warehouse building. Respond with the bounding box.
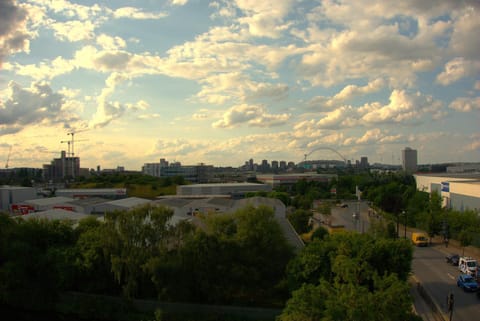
[176,182,272,197]
[414,174,480,212]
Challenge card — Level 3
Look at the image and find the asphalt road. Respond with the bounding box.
[328,200,480,320]
[412,245,480,321]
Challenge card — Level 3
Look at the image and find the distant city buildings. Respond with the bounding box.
[43,151,81,182]
[142,159,213,183]
[402,147,418,172]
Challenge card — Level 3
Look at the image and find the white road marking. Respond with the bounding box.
[447,273,455,280]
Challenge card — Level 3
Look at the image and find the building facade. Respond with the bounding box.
[402,147,418,172]
[414,173,480,212]
[43,151,80,182]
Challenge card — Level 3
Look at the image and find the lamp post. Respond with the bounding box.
[402,210,407,239]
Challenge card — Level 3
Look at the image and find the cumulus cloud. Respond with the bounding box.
[154,138,202,156]
[316,106,357,129]
[449,5,480,59]
[449,97,480,112]
[170,0,189,6]
[234,0,295,38]
[212,104,290,128]
[96,34,126,50]
[4,56,75,80]
[360,90,443,124]
[0,81,80,135]
[0,0,31,65]
[436,58,480,86]
[355,128,403,145]
[113,7,168,19]
[90,73,130,128]
[308,79,385,109]
[50,19,96,42]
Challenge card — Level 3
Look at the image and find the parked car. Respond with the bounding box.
[445,253,460,266]
[457,274,478,292]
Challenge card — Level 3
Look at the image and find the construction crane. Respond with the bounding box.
[5,146,12,168]
[67,128,89,158]
[60,140,71,156]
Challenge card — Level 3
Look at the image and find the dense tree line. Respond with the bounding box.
[283,172,480,246]
[0,204,293,318]
[280,232,419,321]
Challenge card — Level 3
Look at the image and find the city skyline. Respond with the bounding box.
[1,0,479,170]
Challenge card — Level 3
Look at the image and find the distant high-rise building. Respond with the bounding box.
[43,150,80,182]
[360,156,369,169]
[271,160,279,170]
[402,147,417,172]
[279,161,287,169]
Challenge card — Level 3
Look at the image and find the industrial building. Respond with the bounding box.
[256,173,337,188]
[23,196,75,212]
[414,173,480,212]
[90,197,152,214]
[176,182,271,197]
[55,188,127,199]
[20,209,91,223]
[0,186,38,212]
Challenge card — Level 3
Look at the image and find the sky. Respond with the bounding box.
[0,0,479,171]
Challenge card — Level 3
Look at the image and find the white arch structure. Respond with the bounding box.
[304,147,347,164]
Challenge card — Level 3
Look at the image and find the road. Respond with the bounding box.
[328,200,480,320]
[412,244,480,321]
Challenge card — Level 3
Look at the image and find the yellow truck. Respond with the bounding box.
[411,232,429,246]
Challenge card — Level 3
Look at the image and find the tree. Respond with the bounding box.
[104,204,174,298]
[287,209,312,234]
[458,230,473,256]
[281,232,415,321]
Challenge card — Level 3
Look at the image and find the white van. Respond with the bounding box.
[458,257,477,276]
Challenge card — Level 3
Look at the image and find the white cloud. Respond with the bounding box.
[212,104,290,128]
[360,90,443,124]
[436,58,480,86]
[234,0,295,38]
[309,79,385,109]
[51,19,96,42]
[90,73,130,128]
[170,0,189,6]
[96,34,126,50]
[449,97,480,112]
[4,56,75,80]
[113,7,168,20]
[449,5,480,59]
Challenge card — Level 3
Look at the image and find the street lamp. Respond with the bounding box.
[402,210,407,239]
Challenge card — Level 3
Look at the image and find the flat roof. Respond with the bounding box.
[0,185,35,190]
[414,173,480,179]
[24,196,74,206]
[104,197,151,208]
[181,182,267,187]
[67,197,109,206]
[56,188,127,194]
[20,209,90,221]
